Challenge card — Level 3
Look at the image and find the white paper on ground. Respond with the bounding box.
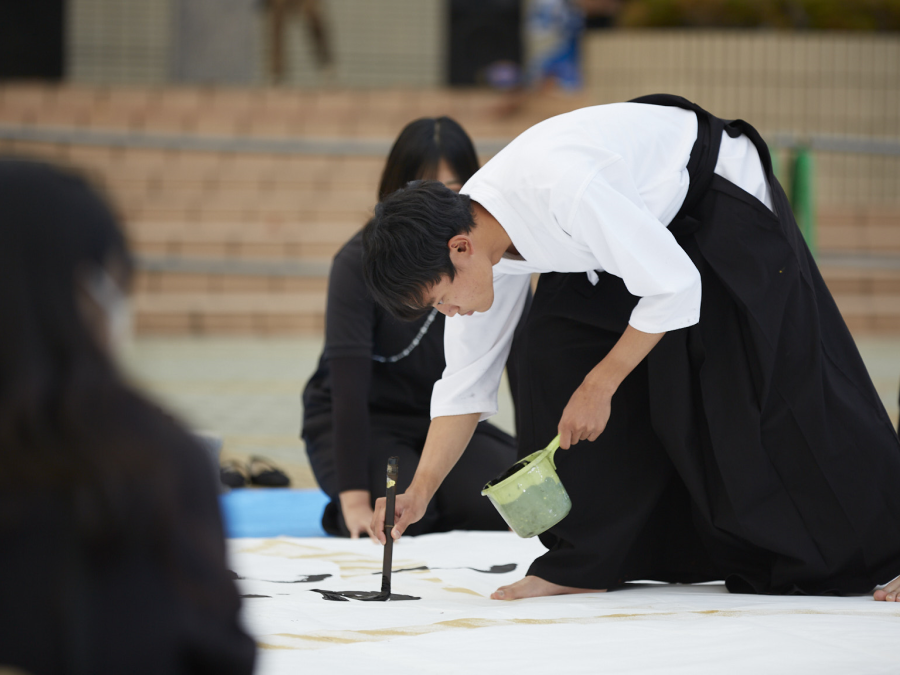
[227,531,900,675]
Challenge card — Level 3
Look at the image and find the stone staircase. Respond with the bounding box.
[1,84,898,336]
[818,208,900,334]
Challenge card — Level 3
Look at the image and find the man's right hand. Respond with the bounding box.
[370,489,428,545]
[338,490,375,540]
[368,413,481,544]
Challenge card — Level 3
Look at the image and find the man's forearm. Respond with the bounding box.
[557,324,667,448]
[408,413,481,502]
[585,324,665,393]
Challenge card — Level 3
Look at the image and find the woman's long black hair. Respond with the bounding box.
[377,116,480,201]
[0,158,191,550]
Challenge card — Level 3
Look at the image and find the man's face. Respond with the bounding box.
[425,251,494,317]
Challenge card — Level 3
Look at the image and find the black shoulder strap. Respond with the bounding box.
[629,94,725,221]
[628,93,706,115]
[631,93,776,192]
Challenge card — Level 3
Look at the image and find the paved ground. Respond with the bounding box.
[122,335,900,491]
[121,336,518,489]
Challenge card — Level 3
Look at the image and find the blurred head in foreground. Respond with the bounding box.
[0,157,256,672]
[0,158,144,501]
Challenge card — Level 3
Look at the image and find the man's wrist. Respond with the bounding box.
[583,363,620,397]
[405,480,434,508]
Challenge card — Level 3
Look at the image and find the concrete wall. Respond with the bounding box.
[67,0,172,83]
[171,0,260,85]
[585,30,900,136]
[66,0,444,87]
[61,8,900,208]
[585,30,900,207]
[264,0,444,88]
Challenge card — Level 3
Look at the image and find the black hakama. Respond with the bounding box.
[515,95,900,595]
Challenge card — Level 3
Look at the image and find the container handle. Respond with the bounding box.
[545,434,561,469]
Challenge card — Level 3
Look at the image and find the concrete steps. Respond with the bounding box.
[0,84,593,140]
[820,264,900,334]
[1,84,899,336]
[132,291,328,335]
[818,208,900,335]
[128,220,361,258]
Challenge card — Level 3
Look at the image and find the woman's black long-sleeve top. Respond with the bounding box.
[302,231,447,494]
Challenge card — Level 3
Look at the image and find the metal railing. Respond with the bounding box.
[2,122,899,275]
[0,124,511,158]
[770,134,900,259]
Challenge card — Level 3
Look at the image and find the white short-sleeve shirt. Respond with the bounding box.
[432,103,772,421]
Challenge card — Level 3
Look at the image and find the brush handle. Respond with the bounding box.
[381,456,399,595]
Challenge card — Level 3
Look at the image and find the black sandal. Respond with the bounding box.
[248,456,291,488]
[220,459,249,488]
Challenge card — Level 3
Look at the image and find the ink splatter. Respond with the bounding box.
[241,594,271,598]
[310,589,420,602]
[310,589,349,602]
[297,574,332,583]
[478,564,517,574]
[380,564,517,575]
[232,573,332,583]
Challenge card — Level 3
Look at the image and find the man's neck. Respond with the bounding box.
[472,200,517,265]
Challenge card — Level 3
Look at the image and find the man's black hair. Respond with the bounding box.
[362,179,474,321]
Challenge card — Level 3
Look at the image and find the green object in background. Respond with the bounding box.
[790,146,817,256]
[769,143,817,254]
[617,0,900,30]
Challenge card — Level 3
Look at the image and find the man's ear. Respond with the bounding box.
[448,234,473,257]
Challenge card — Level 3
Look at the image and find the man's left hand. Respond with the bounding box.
[557,375,614,449]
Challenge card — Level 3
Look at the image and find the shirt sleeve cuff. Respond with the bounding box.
[431,402,499,422]
[627,311,700,334]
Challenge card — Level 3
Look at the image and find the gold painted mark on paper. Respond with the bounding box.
[441,586,483,596]
[236,539,426,578]
[257,607,900,651]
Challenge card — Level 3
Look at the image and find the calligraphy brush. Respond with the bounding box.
[311,456,418,601]
[380,455,399,598]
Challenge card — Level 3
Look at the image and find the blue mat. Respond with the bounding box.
[220,488,330,538]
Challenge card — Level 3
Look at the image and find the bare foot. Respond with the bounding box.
[874,574,900,601]
[490,575,605,601]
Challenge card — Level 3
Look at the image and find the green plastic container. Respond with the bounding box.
[481,435,571,538]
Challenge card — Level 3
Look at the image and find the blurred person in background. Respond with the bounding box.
[302,117,525,539]
[0,159,256,674]
[495,0,622,116]
[526,0,587,92]
[266,0,334,84]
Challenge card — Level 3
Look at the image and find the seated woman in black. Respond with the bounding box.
[0,159,256,674]
[302,117,521,539]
